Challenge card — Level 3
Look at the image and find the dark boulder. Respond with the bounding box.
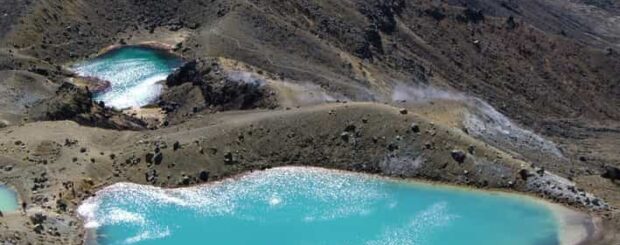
[28,83,146,130]
[145,152,154,164]
[56,199,67,212]
[340,132,351,142]
[145,169,158,183]
[199,170,210,182]
[33,224,44,234]
[30,213,47,225]
[410,123,420,133]
[467,145,475,154]
[224,152,237,165]
[519,169,530,181]
[344,124,356,132]
[601,166,620,182]
[506,16,517,30]
[152,152,163,165]
[180,175,191,185]
[451,150,466,163]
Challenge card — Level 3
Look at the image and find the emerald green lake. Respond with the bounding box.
[72,46,183,109]
[78,167,567,245]
[0,185,18,213]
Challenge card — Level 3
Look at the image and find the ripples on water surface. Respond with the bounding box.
[72,47,183,109]
[79,167,560,245]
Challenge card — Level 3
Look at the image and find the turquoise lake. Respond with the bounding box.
[0,185,18,213]
[72,46,183,109]
[78,167,563,245]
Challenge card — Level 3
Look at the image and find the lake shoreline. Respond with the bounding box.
[0,184,20,214]
[68,45,184,109]
[78,166,601,245]
[0,102,615,244]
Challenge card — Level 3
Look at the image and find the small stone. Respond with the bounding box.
[33,224,44,234]
[199,170,210,182]
[180,176,191,185]
[340,132,350,142]
[64,139,77,146]
[467,145,475,154]
[344,124,356,132]
[519,169,530,181]
[224,152,235,164]
[145,169,157,183]
[30,213,47,224]
[56,199,67,212]
[173,141,181,151]
[153,152,163,165]
[146,152,154,164]
[399,108,408,115]
[410,123,420,133]
[450,150,466,163]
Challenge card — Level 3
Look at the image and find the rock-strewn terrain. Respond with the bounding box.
[0,0,619,244]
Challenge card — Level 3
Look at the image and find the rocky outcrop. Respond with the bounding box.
[71,76,112,94]
[160,58,277,124]
[601,166,620,182]
[165,60,201,87]
[359,0,405,34]
[28,83,146,130]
